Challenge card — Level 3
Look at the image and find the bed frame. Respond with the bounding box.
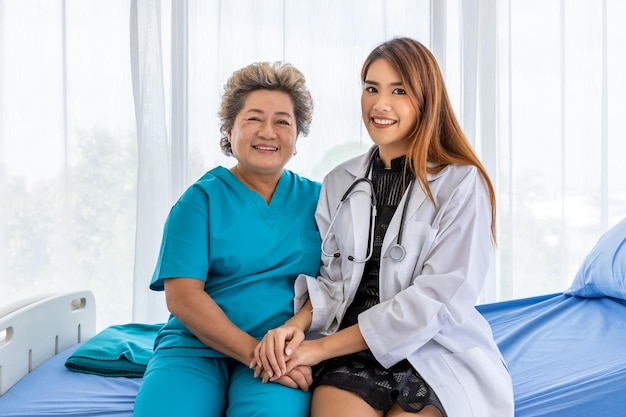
[0,290,96,396]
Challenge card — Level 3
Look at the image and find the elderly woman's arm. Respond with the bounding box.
[164,277,259,365]
[165,277,313,391]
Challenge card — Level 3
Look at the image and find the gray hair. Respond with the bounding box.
[218,62,314,156]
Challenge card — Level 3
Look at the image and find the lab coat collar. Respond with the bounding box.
[343,145,378,179]
[344,145,449,183]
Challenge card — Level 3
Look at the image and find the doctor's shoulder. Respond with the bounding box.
[321,152,367,184]
[428,164,491,203]
[430,163,481,183]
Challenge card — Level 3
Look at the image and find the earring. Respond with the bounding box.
[293,148,298,156]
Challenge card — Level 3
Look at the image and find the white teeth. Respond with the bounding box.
[373,118,396,125]
[254,145,277,151]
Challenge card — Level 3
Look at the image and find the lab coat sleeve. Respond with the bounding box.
[293,172,348,334]
[359,166,493,368]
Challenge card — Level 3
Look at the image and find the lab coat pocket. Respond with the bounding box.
[297,230,322,276]
[441,347,513,416]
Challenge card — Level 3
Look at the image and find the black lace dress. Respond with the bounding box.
[313,155,446,415]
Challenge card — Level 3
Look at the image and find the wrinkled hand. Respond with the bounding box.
[262,365,313,391]
[251,325,305,380]
[267,339,323,381]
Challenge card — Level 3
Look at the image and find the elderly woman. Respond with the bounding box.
[134,62,321,417]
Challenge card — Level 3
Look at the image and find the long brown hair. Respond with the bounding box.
[361,37,497,241]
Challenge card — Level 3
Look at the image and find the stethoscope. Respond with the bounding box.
[321,153,415,263]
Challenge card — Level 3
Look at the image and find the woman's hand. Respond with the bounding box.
[267,365,313,391]
[267,324,369,382]
[268,339,325,381]
[251,325,305,379]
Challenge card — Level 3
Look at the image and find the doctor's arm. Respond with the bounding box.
[253,296,370,381]
[260,323,368,381]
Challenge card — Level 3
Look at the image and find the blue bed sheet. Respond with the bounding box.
[0,343,140,417]
[2,293,626,416]
[478,293,626,417]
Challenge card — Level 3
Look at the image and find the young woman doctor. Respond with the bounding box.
[252,38,514,417]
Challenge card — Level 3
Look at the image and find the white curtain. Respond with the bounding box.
[0,0,138,328]
[129,0,171,323]
[1,0,625,329]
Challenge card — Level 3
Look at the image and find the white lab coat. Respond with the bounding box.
[294,146,514,417]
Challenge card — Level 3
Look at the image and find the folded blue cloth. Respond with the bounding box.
[64,323,162,377]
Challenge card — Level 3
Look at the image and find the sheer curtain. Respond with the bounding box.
[0,0,137,328]
[1,0,625,328]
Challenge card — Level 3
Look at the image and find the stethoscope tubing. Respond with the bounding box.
[320,181,377,263]
[320,153,413,263]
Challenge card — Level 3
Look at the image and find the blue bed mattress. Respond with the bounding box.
[0,343,140,416]
[2,292,626,416]
[478,292,626,416]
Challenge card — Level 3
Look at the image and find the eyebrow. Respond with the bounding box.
[245,108,294,118]
[363,79,404,87]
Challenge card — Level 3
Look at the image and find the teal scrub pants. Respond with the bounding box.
[134,355,311,417]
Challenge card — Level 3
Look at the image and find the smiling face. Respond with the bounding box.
[228,89,297,179]
[361,58,417,166]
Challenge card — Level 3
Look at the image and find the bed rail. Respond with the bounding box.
[0,290,96,396]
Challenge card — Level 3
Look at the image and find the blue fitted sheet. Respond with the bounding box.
[478,293,626,417]
[1,293,625,416]
[0,343,140,416]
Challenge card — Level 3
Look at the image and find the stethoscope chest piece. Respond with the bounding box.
[388,244,406,262]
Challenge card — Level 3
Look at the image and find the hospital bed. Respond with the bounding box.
[1,219,625,416]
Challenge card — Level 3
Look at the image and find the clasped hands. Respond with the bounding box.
[250,325,323,391]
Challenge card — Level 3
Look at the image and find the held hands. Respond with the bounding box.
[261,365,313,391]
[251,325,305,381]
[251,325,324,384]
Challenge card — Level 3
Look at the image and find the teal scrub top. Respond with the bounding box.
[150,167,322,358]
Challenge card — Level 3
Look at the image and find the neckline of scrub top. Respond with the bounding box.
[213,166,288,228]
